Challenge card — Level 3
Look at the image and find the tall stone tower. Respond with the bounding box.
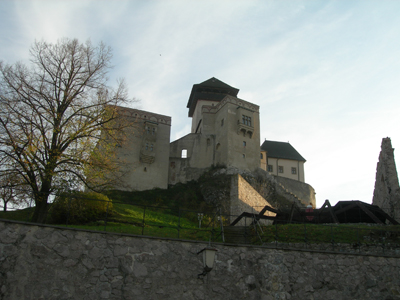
[169,78,260,184]
[372,137,400,221]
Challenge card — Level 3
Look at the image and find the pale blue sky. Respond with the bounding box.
[1,0,399,207]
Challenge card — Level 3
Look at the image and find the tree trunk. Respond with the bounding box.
[31,194,49,223]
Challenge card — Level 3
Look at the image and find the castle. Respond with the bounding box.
[110,78,315,209]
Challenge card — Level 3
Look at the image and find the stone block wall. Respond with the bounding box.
[1,220,400,300]
[230,174,276,225]
[273,175,316,208]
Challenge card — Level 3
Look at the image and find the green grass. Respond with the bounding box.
[0,200,220,242]
[0,207,35,222]
[2,197,399,247]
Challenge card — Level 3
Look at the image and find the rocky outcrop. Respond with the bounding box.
[372,138,400,222]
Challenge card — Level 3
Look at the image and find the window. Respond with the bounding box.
[260,153,263,159]
[146,127,150,134]
[221,119,224,126]
[150,144,154,151]
[291,167,297,174]
[145,143,148,150]
[152,128,156,135]
[242,115,252,126]
[181,149,187,158]
[278,166,284,173]
[267,165,273,172]
[243,141,246,147]
[242,154,246,158]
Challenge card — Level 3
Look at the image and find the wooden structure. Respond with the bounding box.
[229,200,399,226]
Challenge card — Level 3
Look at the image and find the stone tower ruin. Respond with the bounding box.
[372,137,400,221]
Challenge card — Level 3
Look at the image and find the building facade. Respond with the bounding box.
[109,107,171,191]
[110,78,308,193]
[260,140,306,182]
[169,78,260,185]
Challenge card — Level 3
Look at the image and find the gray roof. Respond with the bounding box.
[186,77,239,117]
[261,140,306,162]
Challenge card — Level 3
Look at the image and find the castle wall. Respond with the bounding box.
[372,137,400,221]
[220,97,261,171]
[112,108,171,191]
[190,99,219,133]
[1,220,399,300]
[169,134,215,184]
[170,96,261,185]
[273,175,316,207]
[230,174,276,225]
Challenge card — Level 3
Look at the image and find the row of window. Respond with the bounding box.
[145,143,154,151]
[267,165,297,174]
[145,126,156,135]
[221,115,252,127]
[242,115,252,126]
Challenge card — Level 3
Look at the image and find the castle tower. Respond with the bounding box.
[169,78,260,184]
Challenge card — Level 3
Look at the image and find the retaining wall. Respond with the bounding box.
[0,220,399,300]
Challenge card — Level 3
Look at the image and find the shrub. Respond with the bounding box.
[50,191,112,224]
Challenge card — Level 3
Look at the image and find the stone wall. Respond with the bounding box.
[200,167,311,222]
[241,168,308,210]
[273,175,316,208]
[230,174,276,225]
[373,137,400,221]
[1,220,399,300]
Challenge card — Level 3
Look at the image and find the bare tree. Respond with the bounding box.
[0,172,30,211]
[0,38,134,222]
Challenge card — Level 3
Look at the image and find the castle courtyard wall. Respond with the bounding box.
[1,220,399,300]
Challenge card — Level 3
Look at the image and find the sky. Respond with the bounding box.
[1,0,399,208]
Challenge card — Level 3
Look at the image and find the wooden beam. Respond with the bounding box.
[355,201,383,224]
[326,200,340,224]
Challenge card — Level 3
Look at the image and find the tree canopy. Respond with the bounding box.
[0,38,134,222]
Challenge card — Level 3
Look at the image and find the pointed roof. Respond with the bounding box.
[186,77,239,117]
[261,140,306,162]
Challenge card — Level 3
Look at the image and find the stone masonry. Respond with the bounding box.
[1,220,400,300]
[373,137,400,222]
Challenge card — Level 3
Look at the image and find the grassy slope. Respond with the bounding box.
[0,181,221,241]
[1,177,399,245]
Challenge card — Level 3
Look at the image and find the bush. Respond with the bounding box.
[50,191,112,224]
